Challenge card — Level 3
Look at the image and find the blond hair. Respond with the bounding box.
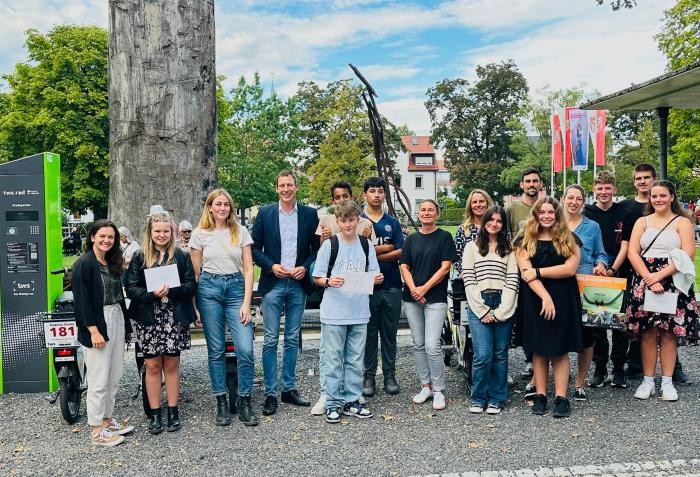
[142,213,177,269]
[197,188,241,246]
[462,189,494,230]
[517,196,577,258]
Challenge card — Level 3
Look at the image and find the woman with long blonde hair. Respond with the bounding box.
[189,188,258,427]
[453,189,494,276]
[126,207,197,434]
[515,196,582,418]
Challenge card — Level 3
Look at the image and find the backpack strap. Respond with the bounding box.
[326,235,370,278]
[326,235,340,279]
[359,235,370,271]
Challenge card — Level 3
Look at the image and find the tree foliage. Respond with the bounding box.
[294,79,406,205]
[656,0,700,199]
[426,60,529,200]
[217,74,301,216]
[595,0,636,9]
[0,26,109,216]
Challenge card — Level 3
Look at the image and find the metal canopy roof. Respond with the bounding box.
[580,62,700,111]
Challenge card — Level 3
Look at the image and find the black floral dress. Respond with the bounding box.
[625,259,699,342]
[137,298,191,356]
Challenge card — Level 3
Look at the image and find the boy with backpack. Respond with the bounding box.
[312,200,384,423]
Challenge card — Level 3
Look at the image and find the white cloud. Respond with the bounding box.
[378,97,431,135]
[458,1,674,100]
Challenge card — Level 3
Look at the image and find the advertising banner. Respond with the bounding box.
[569,108,589,171]
[551,113,563,173]
[576,274,627,329]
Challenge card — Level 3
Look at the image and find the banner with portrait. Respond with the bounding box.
[576,274,627,329]
[569,109,589,171]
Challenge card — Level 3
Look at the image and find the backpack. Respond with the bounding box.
[318,234,370,296]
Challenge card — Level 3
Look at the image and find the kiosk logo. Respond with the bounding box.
[11,280,35,296]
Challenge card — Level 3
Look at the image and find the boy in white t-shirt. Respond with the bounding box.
[312,201,383,423]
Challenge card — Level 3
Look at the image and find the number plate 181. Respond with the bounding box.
[43,321,79,347]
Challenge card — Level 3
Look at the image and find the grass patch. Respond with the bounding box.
[440,225,458,237]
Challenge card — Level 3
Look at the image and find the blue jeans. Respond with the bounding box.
[322,323,367,410]
[197,272,255,396]
[262,279,307,396]
[467,290,514,407]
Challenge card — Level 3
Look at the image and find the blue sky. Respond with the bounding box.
[0,0,674,134]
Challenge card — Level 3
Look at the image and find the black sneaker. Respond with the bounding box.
[673,368,690,384]
[625,365,643,380]
[532,394,547,415]
[573,388,587,401]
[325,407,341,424]
[552,396,571,418]
[523,382,537,400]
[343,401,373,419]
[610,369,627,388]
[589,367,609,388]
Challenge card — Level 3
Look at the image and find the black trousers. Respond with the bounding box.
[592,328,629,371]
[364,288,402,377]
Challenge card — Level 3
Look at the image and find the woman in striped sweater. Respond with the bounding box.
[461,206,519,414]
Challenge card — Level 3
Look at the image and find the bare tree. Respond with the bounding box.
[108,0,217,237]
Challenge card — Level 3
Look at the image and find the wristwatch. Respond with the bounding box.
[608,267,618,277]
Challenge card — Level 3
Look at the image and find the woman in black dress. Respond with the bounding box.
[515,196,581,418]
[126,209,197,434]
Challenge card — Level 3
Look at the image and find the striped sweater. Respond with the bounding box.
[460,241,519,321]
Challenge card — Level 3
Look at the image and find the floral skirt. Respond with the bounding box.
[625,257,700,341]
[137,299,191,356]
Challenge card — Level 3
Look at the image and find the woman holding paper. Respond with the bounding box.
[563,184,608,401]
[625,180,698,402]
[516,196,582,418]
[126,208,196,434]
[189,189,258,427]
[400,199,456,411]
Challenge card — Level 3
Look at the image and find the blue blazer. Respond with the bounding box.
[252,202,320,295]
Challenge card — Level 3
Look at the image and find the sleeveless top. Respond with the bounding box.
[639,217,681,258]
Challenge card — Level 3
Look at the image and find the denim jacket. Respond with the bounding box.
[573,216,609,275]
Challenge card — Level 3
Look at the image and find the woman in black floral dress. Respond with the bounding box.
[126,207,197,434]
[625,180,699,402]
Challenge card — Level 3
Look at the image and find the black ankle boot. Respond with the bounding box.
[238,395,259,427]
[216,395,231,426]
[148,408,163,434]
[166,406,181,432]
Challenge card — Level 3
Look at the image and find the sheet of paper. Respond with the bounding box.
[340,271,375,295]
[643,290,678,315]
[144,264,181,292]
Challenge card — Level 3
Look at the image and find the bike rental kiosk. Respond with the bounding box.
[0,152,63,393]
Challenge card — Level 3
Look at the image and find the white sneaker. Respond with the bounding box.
[634,380,656,400]
[661,382,678,401]
[311,394,326,416]
[358,395,367,405]
[469,404,484,414]
[91,427,124,447]
[432,391,446,410]
[107,418,134,436]
[412,386,433,404]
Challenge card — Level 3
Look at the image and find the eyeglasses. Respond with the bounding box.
[181,230,192,234]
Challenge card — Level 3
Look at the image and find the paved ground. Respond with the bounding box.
[1,335,699,476]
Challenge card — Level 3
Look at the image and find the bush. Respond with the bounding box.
[439,208,464,225]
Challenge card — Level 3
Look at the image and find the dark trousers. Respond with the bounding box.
[592,328,629,371]
[364,288,402,377]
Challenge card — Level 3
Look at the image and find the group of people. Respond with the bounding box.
[71,163,699,446]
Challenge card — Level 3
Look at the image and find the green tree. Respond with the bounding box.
[217,74,302,217]
[656,0,700,199]
[295,79,406,204]
[0,26,109,216]
[426,60,529,199]
[595,0,636,9]
[609,119,659,198]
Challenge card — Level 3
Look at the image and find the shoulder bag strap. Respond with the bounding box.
[641,215,679,257]
[212,231,243,270]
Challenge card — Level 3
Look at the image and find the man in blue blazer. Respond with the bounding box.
[252,170,320,416]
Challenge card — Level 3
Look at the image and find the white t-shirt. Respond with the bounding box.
[312,234,380,325]
[189,225,253,275]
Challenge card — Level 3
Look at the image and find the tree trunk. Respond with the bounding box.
[108,0,217,238]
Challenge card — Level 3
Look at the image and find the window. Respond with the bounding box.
[415,175,423,189]
[414,155,433,166]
